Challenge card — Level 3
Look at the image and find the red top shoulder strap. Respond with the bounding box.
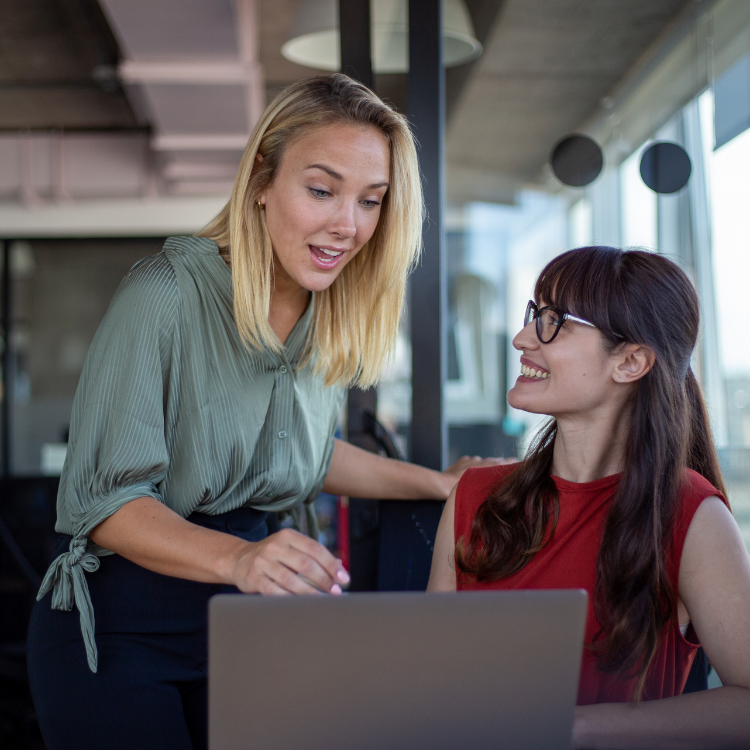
[454,464,517,546]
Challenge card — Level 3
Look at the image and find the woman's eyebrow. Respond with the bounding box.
[306,163,344,180]
[305,163,389,189]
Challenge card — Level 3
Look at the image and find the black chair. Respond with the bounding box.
[342,405,443,593]
[378,499,444,591]
[683,647,709,693]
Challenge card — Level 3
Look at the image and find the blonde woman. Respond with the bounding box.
[26,74,497,750]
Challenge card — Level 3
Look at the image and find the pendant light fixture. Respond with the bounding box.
[281,0,482,73]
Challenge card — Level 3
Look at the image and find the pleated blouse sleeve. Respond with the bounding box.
[37,253,180,672]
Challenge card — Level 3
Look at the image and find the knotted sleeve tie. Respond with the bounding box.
[37,537,101,672]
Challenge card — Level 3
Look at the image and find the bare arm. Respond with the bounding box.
[574,497,750,749]
[90,441,503,596]
[90,496,349,595]
[427,484,458,591]
[322,438,506,500]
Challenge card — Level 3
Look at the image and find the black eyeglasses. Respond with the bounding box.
[524,300,596,344]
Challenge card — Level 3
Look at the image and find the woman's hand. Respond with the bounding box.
[439,455,517,497]
[230,528,350,596]
[91,498,349,595]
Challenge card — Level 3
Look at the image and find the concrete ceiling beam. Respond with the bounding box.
[119,60,262,86]
[151,135,249,151]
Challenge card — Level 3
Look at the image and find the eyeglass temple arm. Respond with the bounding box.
[564,313,596,328]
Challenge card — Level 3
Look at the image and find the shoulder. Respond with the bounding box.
[454,463,517,543]
[681,468,726,503]
[118,250,179,306]
[99,250,182,342]
[121,236,219,297]
[162,235,219,267]
[675,468,728,532]
[670,469,729,578]
[457,463,517,502]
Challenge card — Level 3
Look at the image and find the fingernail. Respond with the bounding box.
[336,569,350,584]
[330,584,343,595]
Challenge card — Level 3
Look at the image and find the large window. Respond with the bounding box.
[708,115,750,550]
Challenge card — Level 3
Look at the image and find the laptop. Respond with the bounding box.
[208,589,587,750]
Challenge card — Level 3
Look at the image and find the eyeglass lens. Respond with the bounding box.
[537,308,563,342]
[525,302,563,344]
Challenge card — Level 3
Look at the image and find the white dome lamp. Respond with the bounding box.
[281,0,483,73]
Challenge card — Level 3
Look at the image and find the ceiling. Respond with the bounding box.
[0,0,135,129]
[0,0,696,203]
[447,0,694,201]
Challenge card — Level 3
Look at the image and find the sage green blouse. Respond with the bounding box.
[36,235,345,672]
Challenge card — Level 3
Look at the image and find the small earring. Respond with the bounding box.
[257,200,264,211]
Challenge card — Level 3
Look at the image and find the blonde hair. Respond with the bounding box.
[197,74,423,388]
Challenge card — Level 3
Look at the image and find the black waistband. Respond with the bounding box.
[186,505,270,543]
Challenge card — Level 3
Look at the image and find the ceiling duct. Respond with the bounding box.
[99,0,264,195]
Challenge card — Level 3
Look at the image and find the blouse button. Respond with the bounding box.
[277,430,288,439]
[279,365,288,374]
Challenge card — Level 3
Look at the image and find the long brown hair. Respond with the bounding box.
[456,246,727,699]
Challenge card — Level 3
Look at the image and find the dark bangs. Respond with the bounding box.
[534,246,625,345]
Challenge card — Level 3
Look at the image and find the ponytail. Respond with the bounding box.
[685,368,726,497]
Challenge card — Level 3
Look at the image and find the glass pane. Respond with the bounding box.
[376,300,411,459]
[444,193,568,460]
[621,145,658,251]
[9,239,165,476]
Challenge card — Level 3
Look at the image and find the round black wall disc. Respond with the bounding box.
[639,141,692,194]
[550,134,603,187]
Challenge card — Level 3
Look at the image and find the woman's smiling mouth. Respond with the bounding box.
[520,364,549,379]
[519,357,550,380]
[309,244,346,269]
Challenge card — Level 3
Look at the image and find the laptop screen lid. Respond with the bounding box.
[209,589,586,750]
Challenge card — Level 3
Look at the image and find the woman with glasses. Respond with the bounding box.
[428,246,750,747]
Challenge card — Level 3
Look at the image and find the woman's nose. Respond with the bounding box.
[328,200,357,239]
[512,321,539,351]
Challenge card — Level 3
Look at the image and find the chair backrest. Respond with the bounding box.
[344,406,443,592]
[682,647,709,693]
[378,499,444,591]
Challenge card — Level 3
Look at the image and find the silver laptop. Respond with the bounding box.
[209,589,587,750]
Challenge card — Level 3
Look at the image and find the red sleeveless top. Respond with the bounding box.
[454,465,727,704]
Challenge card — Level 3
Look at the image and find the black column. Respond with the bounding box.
[339,0,374,430]
[339,1,381,591]
[408,0,447,471]
[377,0,446,592]
[338,0,373,89]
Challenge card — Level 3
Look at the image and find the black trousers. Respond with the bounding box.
[27,507,270,750]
